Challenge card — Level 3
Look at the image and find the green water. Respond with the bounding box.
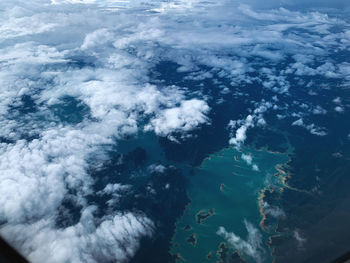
[170,146,290,263]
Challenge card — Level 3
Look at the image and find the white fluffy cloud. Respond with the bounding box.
[241,153,259,171]
[217,220,264,262]
[229,115,255,147]
[229,101,272,148]
[1,207,153,263]
[145,99,210,139]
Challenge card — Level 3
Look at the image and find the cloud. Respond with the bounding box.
[217,220,264,262]
[238,0,350,10]
[312,105,327,115]
[228,115,254,147]
[334,106,344,112]
[241,153,260,171]
[261,202,286,218]
[333,97,342,104]
[81,28,114,50]
[97,183,132,206]
[144,99,210,139]
[332,97,345,113]
[148,164,166,173]
[292,118,327,136]
[229,101,273,148]
[293,229,307,248]
[50,0,350,9]
[1,207,153,263]
[241,153,253,165]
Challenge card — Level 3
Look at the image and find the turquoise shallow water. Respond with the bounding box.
[171,146,290,263]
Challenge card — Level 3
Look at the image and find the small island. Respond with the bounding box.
[183,224,192,231]
[186,233,197,247]
[195,208,215,224]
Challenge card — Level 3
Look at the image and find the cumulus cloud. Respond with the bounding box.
[229,115,255,147]
[229,101,272,148]
[81,28,114,50]
[98,183,131,195]
[241,153,253,165]
[145,99,210,140]
[331,96,345,112]
[312,105,327,115]
[148,164,166,173]
[1,207,153,263]
[241,153,259,171]
[333,97,342,104]
[292,118,327,136]
[217,220,264,262]
[97,183,131,206]
[334,106,344,112]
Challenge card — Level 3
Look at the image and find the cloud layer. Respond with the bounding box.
[0,0,349,262]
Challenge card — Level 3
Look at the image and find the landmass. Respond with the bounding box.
[183,224,192,231]
[186,233,197,247]
[216,242,230,262]
[195,208,215,224]
[220,183,225,191]
[206,252,213,260]
[173,253,184,262]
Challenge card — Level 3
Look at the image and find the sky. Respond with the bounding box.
[0,0,349,262]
